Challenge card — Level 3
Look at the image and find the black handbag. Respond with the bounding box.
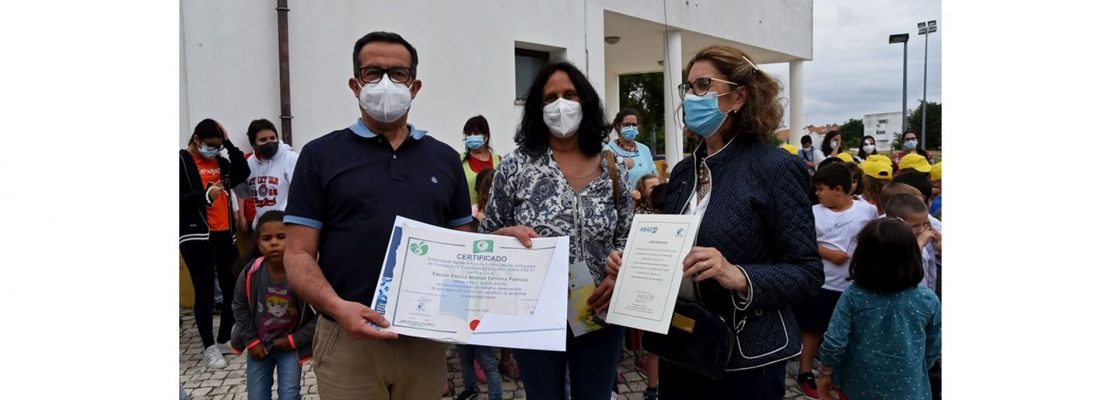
[642,300,734,380]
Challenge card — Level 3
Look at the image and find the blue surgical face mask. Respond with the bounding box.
[620,126,639,141]
[903,139,918,150]
[464,134,486,150]
[199,144,220,159]
[683,92,729,138]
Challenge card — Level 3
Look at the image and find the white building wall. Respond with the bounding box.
[863,111,903,151]
[598,0,812,60]
[181,0,280,149]
[181,0,811,157]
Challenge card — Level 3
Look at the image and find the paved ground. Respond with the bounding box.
[180,309,821,399]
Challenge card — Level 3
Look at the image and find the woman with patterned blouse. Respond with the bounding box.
[480,61,633,400]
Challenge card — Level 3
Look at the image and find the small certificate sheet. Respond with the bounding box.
[605,214,700,334]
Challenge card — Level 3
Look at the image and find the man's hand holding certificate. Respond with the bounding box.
[372,217,570,351]
[606,214,701,334]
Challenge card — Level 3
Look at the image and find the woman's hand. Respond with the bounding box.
[207,183,224,202]
[630,189,641,202]
[682,247,746,292]
[587,275,616,314]
[604,250,623,278]
[492,225,538,248]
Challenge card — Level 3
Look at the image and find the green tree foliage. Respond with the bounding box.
[837,118,865,150]
[891,132,904,151]
[905,101,941,151]
[619,72,665,155]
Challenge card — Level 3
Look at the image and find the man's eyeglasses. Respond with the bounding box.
[358,66,413,85]
[678,77,739,99]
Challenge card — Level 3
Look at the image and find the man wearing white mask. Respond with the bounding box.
[283,31,474,400]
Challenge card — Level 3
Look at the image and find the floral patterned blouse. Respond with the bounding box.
[480,148,633,284]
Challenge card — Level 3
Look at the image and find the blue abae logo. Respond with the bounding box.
[639,226,659,234]
[409,242,429,256]
[472,239,494,254]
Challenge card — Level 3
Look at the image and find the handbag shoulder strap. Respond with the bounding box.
[602,149,621,208]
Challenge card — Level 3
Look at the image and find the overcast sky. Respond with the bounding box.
[759,0,942,128]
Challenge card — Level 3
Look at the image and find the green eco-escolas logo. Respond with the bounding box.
[409,242,429,256]
[472,240,494,254]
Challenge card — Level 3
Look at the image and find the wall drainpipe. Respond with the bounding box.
[276,0,293,145]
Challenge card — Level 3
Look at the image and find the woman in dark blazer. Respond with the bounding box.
[609,45,823,399]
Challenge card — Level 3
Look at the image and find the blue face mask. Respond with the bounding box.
[464,134,486,150]
[620,126,639,141]
[683,93,729,138]
[199,144,220,159]
[903,139,918,151]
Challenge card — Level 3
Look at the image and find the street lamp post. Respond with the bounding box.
[889,33,910,145]
[918,20,937,150]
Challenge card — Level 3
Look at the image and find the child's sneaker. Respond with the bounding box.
[203,345,227,369]
[796,372,820,399]
[642,386,658,400]
[455,387,479,400]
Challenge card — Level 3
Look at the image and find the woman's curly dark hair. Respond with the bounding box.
[515,62,610,158]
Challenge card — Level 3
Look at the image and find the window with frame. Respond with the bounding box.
[515,48,550,103]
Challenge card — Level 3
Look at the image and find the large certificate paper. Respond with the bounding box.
[606,214,700,334]
[372,217,570,351]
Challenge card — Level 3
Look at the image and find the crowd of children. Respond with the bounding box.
[782,140,943,400]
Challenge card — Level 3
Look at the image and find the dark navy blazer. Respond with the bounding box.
[664,136,824,371]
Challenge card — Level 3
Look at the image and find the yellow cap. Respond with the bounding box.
[836,152,854,163]
[899,153,932,173]
[780,143,798,155]
[860,160,893,180]
[866,154,891,164]
[930,161,942,182]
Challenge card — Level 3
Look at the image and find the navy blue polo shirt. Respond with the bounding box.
[284,120,473,309]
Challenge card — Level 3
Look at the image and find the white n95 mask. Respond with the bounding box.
[543,98,583,138]
[359,78,413,123]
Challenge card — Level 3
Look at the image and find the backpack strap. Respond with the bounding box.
[602,150,621,208]
[245,256,265,302]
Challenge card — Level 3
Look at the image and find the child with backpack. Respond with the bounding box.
[232,210,316,400]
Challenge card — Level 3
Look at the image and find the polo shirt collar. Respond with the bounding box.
[350,119,427,140]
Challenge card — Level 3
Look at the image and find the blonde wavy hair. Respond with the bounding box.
[684,45,785,142]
